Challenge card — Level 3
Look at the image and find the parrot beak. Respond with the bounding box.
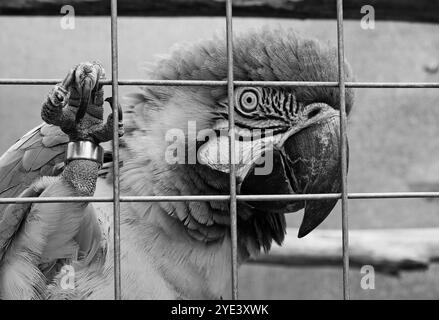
[240,106,346,238]
[284,112,345,238]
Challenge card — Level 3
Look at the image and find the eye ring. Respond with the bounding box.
[237,88,259,114]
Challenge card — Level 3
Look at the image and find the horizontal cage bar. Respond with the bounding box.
[1,192,439,204]
[1,79,439,88]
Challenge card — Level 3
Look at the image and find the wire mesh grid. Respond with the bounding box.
[0,0,438,300]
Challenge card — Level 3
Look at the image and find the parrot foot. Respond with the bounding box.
[58,61,105,123]
[41,61,106,130]
[48,85,70,108]
[40,83,71,126]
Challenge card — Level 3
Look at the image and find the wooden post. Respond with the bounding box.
[252,228,439,275]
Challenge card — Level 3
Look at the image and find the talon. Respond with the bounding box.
[76,77,93,122]
[49,85,69,107]
[47,68,75,107]
[74,62,104,122]
[104,97,123,121]
[60,68,75,90]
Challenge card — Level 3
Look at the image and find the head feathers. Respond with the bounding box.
[123,27,355,252]
[141,27,354,114]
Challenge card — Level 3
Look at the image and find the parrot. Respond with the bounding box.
[0,27,354,300]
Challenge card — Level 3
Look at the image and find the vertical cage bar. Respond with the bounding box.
[110,0,122,300]
[226,0,239,300]
[336,0,350,300]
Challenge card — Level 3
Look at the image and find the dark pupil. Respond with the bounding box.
[246,96,253,104]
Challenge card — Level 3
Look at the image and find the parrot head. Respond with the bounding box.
[125,27,354,252]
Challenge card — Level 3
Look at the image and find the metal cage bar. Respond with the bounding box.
[0,0,436,301]
[1,192,439,205]
[110,0,122,300]
[225,0,239,300]
[336,0,350,300]
[2,79,439,88]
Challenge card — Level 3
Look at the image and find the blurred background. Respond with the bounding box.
[0,16,439,299]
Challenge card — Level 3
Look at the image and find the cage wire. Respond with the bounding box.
[0,0,439,300]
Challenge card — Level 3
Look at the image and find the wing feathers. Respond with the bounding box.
[22,144,65,171]
[0,183,46,260]
[0,123,68,216]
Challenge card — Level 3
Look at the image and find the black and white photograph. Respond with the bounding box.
[0,0,439,308]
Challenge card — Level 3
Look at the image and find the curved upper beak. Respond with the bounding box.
[240,105,347,238]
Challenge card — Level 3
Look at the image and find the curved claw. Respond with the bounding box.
[76,77,93,122]
[47,69,75,107]
[74,62,104,123]
[60,68,75,90]
[104,97,123,122]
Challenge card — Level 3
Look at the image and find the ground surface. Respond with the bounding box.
[0,17,438,299]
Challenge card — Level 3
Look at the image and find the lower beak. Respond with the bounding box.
[240,111,346,238]
[76,77,93,122]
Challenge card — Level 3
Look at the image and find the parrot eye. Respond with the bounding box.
[236,88,259,114]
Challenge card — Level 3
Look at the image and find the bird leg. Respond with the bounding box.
[0,62,118,298]
[40,61,124,196]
